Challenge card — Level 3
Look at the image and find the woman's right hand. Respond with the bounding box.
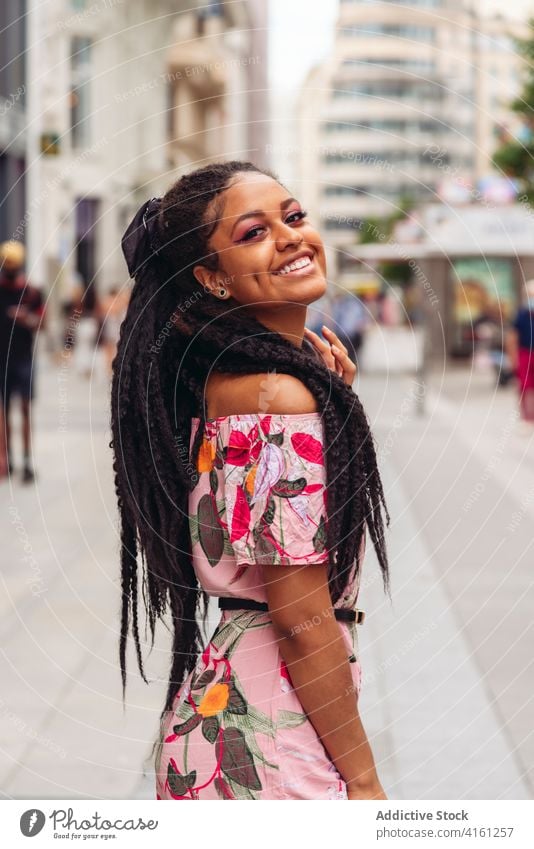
[347,781,388,800]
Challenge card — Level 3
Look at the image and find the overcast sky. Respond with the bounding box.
[268,0,534,91]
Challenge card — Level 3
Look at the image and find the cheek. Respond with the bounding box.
[305,227,326,266]
[224,267,265,304]
[226,246,275,297]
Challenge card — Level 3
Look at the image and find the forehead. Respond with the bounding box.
[215,173,292,227]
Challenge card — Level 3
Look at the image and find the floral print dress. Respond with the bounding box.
[155,412,366,800]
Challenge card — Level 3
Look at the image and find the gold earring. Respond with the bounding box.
[218,287,227,297]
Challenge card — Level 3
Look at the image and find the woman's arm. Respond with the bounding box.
[263,560,386,799]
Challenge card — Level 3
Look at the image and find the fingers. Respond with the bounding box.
[303,327,335,368]
[321,325,348,356]
[304,326,332,354]
[304,326,356,385]
[331,344,357,386]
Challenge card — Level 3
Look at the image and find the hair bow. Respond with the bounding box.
[121,196,162,278]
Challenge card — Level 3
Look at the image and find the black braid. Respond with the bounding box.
[110,160,391,764]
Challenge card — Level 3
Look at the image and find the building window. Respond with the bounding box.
[322,119,445,134]
[0,0,26,105]
[75,197,100,310]
[324,185,369,196]
[70,36,92,148]
[341,24,435,41]
[342,0,440,4]
[199,0,223,15]
[332,80,442,100]
[322,216,363,231]
[341,57,436,73]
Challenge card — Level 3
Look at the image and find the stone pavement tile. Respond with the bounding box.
[1,362,167,798]
[380,376,534,797]
[357,453,530,800]
[2,626,168,799]
[360,326,424,375]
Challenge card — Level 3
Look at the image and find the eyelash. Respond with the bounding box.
[239,209,309,242]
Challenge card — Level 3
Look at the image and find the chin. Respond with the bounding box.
[294,275,327,305]
[261,273,327,309]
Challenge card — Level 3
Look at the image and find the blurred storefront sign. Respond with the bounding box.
[345,202,534,364]
[421,203,534,255]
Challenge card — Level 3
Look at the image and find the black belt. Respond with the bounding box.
[218,596,365,624]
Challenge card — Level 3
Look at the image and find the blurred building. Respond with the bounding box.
[23,0,269,345]
[0,0,27,242]
[166,0,269,170]
[297,0,529,251]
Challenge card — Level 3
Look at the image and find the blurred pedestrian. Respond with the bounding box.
[332,290,369,365]
[474,305,514,388]
[59,269,84,357]
[403,281,424,327]
[0,406,6,480]
[506,279,534,431]
[0,240,45,482]
[98,285,129,377]
[305,292,332,335]
[380,286,402,327]
[72,287,100,379]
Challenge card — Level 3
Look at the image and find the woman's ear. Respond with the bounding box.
[193,264,217,294]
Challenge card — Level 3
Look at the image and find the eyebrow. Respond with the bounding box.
[230,197,299,238]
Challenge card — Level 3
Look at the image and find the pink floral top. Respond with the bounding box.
[189,413,365,610]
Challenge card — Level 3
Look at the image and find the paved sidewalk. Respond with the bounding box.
[356,364,533,799]
[0,350,532,799]
[0,354,170,799]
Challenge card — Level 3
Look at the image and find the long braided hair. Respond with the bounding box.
[110,160,390,728]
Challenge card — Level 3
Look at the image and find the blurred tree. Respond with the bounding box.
[358,194,417,286]
[492,17,534,202]
[358,193,416,245]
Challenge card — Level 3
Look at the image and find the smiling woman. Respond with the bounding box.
[110,160,390,800]
[190,172,328,336]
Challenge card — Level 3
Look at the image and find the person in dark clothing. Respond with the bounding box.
[0,241,45,482]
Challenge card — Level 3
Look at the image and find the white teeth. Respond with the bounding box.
[276,256,312,275]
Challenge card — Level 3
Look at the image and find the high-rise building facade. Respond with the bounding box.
[297,0,527,251]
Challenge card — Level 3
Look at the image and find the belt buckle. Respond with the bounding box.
[355,609,365,625]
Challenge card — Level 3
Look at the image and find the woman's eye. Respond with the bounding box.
[239,210,308,242]
[240,226,265,242]
[286,209,308,223]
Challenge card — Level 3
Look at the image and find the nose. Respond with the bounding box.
[274,220,303,252]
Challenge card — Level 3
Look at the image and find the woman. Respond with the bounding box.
[111,161,391,800]
[507,279,534,430]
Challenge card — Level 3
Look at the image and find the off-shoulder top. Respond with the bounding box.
[188,412,365,610]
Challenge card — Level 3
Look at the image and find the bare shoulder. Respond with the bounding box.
[206,372,318,417]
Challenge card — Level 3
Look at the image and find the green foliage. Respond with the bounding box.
[357,194,418,285]
[358,193,416,245]
[379,261,412,283]
[492,17,534,197]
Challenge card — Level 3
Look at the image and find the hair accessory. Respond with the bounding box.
[121,196,162,278]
